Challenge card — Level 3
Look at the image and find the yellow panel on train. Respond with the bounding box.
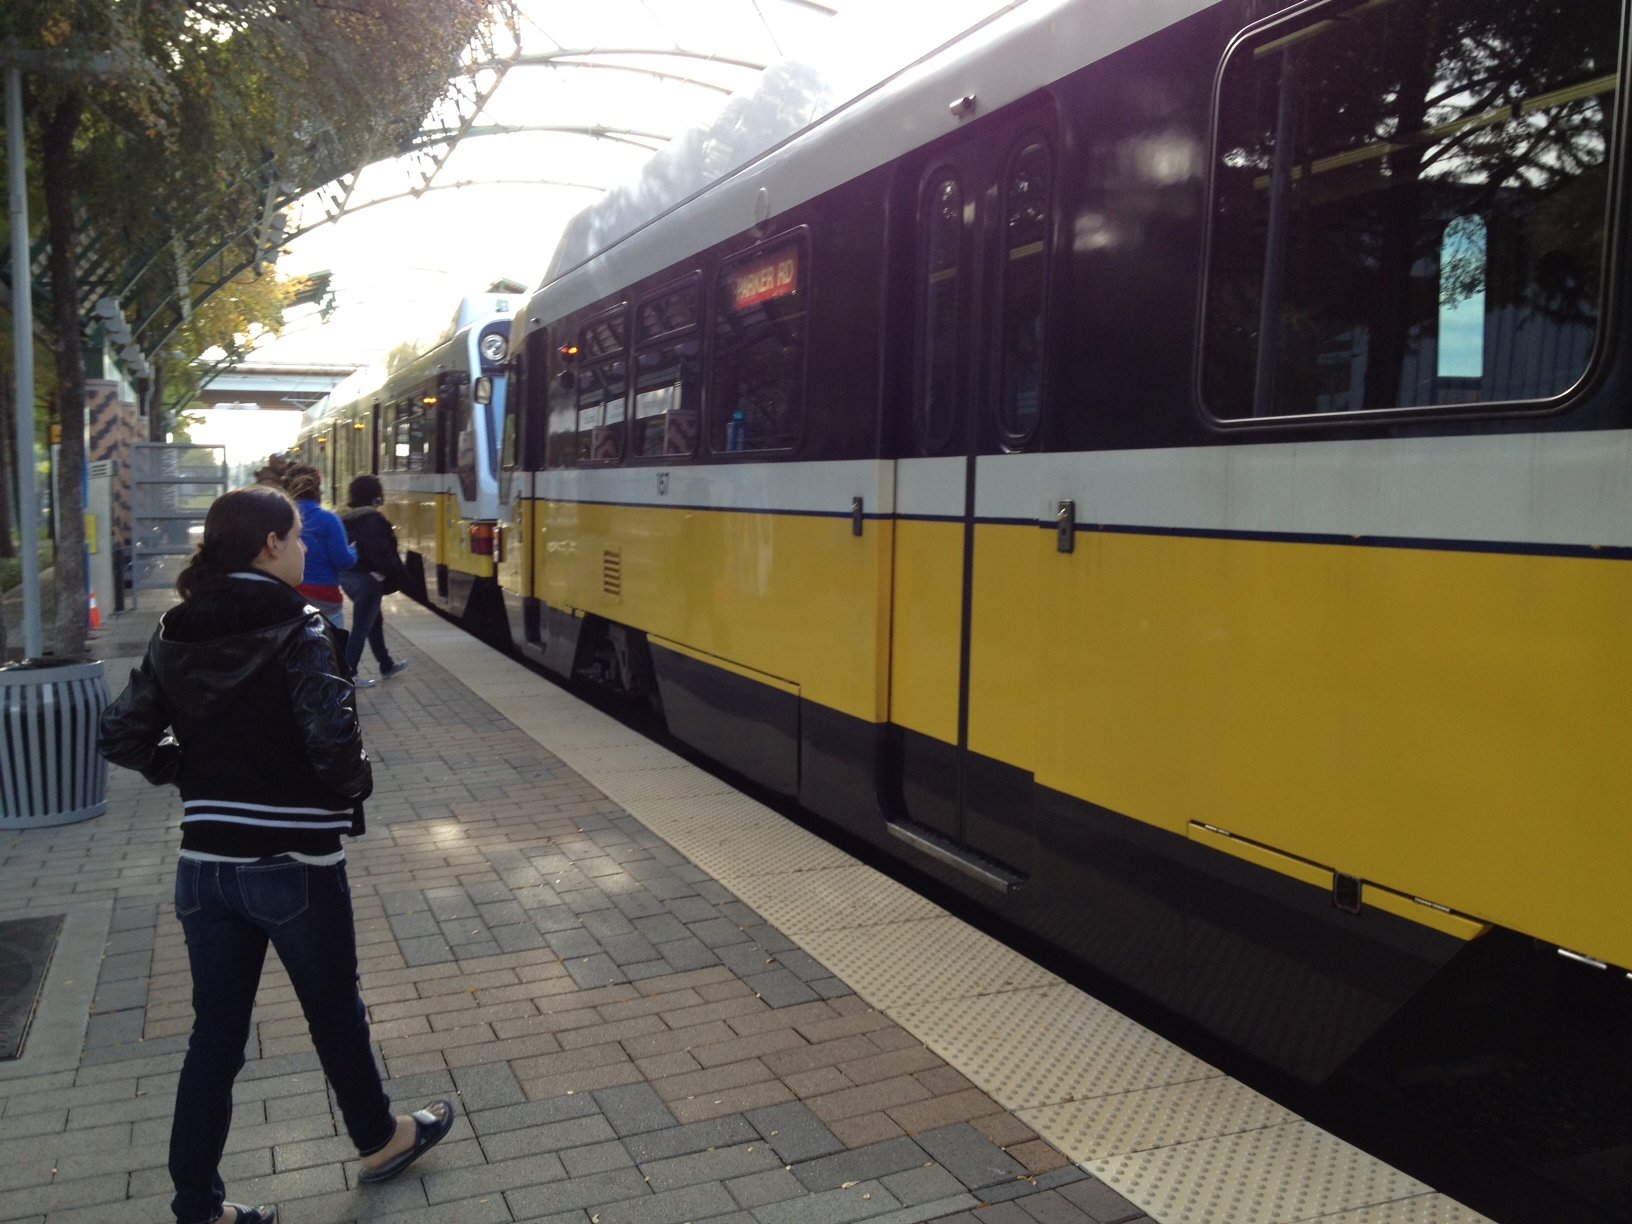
[967,523,1040,775]
[888,518,963,745]
[1034,529,1632,969]
[539,501,892,720]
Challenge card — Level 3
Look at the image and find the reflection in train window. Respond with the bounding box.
[576,310,628,463]
[917,170,963,455]
[633,279,702,458]
[1204,0,1619,419]
[633,343,701,457]
[395,402,430,472]
[998,137,1051,445]
[711,237,807,453]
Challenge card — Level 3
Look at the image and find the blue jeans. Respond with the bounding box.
[339,570,393,673]
[169,856,394,1223]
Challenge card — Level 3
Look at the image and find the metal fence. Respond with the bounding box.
[130,444,226,605]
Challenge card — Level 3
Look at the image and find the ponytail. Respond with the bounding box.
[175,485,298,601]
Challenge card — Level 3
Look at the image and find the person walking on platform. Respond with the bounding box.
[339,474,411,687]
[282,464,355,630]
[98,485,454,1224]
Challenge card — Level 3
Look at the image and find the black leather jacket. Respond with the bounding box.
[99,573,372,857]
[340,505,410,596]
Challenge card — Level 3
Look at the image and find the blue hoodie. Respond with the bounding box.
[295,496,358,591]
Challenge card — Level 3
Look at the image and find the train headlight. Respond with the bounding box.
[480,332,508,363]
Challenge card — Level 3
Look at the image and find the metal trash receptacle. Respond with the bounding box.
[0,659,110,827]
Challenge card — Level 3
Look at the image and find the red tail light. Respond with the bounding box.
[470,522,496,556]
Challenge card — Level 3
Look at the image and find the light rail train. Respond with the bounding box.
[302,2,1632,1217]
[298,294,516,621]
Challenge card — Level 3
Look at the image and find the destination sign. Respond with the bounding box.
[731,246,800,311]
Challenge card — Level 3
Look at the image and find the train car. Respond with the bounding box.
[299,294,517,628]
[502,0,1629,1215]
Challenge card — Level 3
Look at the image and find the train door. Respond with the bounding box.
[885,109,1054,891]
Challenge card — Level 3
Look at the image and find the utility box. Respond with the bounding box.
[87,459,116,627]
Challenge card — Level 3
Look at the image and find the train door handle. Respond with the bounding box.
[1056,499,1076,553]
[852,497,864,537]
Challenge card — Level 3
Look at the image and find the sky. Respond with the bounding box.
[247,0,1015,374]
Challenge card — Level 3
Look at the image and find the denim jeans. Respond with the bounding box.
[169,856,394,1223]
[304,597,344,629]
[339,570,392,673]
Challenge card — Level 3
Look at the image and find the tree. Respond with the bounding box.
[2,0,515,655]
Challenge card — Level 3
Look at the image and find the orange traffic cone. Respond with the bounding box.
[88,589,102,631]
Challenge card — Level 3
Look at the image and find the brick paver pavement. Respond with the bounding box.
[0,601,1149,1224]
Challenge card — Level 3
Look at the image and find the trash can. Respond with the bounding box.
[0,659,110,828]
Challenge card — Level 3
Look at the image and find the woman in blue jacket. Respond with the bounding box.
[283,465,355,629]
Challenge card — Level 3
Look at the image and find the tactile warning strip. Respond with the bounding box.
[1018,1075,1294,1161]
[895,983,1214,1107]
[579,761,742,805]
[720,863,946,934]
[1087,1120,1430,1224]
[683,824,856,880]
[1306,1194,1499,1224]
[796,915,1056,1013]
[548,742,691,774]
[603,792,772,840]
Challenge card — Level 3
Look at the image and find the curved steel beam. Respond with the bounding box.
[406,123,672,154]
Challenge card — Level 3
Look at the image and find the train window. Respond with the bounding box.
[638,277,702,342]
[449,378,477,497]
[575,309,628,463]
[917,171,963,454]
[997,137,1052,446]
[397,400,430,471]
[633,343,702,457]
[378,405,393,472]
[1204,0,1621,419]
[633,278,702,458]
[711,236,807,453]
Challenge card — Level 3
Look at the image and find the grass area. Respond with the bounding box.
[0,543,54,594]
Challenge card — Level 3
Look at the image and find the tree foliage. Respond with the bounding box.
[2,0,516,654]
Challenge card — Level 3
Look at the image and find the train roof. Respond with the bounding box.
[524,0,1219,336]
[448,293,522,332]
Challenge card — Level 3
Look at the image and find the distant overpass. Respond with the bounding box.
[192,363,362,413]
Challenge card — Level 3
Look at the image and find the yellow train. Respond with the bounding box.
[314,0,1632,1215]
[298,294,517,624]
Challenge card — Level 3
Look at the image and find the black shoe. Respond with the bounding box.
[215,1206,276,1224]
[357,1099,454,1184]
[381,659,410,678]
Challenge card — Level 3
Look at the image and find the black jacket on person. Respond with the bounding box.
[340,505,410,595]
[98,573,372,857]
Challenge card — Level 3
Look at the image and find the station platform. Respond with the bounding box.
[0,595,1494,1224]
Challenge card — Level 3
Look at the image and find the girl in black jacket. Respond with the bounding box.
[99,485,452,1224]
[338,474,412,685]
